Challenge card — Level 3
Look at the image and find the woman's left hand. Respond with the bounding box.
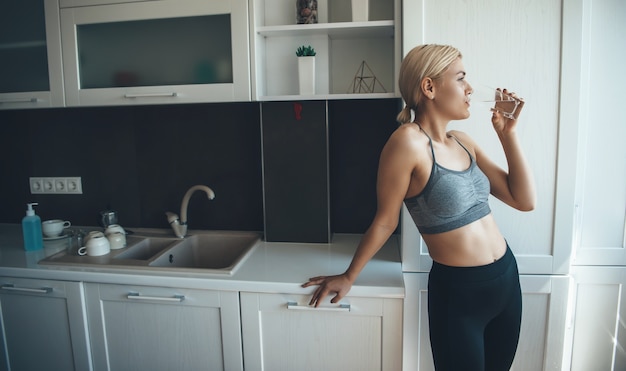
[491,89,524,134]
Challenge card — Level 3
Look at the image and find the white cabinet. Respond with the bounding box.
[566,266,626,371]
[561,0,626,267]
[403,273,570,371]
[84,283,243,371]
[0,277,91,371]
[400,0,569,275]
[562,2,626,368]
[249,0,401,101]
[240,292,403,371]
[60,0,251,106]
[0,1,64,109]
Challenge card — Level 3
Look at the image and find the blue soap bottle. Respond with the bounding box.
[22,202,43,251]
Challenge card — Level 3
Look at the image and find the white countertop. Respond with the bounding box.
[0,224,404,299]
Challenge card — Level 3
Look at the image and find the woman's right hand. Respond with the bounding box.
[302,274,353,307]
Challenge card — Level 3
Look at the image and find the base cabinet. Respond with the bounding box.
[567,267,626,371]
[403,273,570,370]
[84,283,243,371]
[240,292,403,371]
[0,277,91,371]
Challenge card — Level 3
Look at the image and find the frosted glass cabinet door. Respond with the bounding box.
[61,0,250,106]
[0,0,64,109]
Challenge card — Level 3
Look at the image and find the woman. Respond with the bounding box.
[302,44,535,370]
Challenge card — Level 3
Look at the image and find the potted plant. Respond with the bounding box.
[296,45,316,95]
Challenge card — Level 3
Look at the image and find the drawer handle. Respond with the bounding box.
[0,97,38,103]
[287,302,350,312]
[127,292,185,302]
[123,92,178,98]
[1,284,52,294]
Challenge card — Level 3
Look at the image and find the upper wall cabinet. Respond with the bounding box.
[60,0,251,106]
[250,0,401,101]
[0,1,64,110]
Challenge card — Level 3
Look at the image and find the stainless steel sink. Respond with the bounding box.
[39,231,261,275]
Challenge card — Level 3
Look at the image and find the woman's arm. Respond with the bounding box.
[302,126,417,307]
[470,90,536,211]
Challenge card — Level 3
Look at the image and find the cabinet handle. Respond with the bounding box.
[126,292,185,302]
[123,92,178,98]
[1,284,52,294]
[0,97,38,103]
[286,302,350,312]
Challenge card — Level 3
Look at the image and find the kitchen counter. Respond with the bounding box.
[0,224,404,299]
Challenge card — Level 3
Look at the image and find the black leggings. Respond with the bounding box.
[428,245,522,371]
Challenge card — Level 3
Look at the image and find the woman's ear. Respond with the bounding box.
[421,77,435,100]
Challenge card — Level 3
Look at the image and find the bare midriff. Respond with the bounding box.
[421,214,507,267]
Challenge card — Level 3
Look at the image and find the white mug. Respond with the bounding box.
[84,231,105,244]
[78,235,110,256]
[105,224,125,236]
[107,232,126,250]
[42,219,71,237]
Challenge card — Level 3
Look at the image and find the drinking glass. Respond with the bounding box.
[469,84,523,119]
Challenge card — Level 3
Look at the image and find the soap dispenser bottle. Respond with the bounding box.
[22,202,43,251]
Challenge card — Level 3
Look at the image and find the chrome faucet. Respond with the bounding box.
[166,185,215,238]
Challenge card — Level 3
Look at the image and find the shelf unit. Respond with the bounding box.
[250,0,401,101]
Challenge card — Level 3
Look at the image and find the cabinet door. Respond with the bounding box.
[403,273,570,371]
[567,266,626,370]
[0,0,64,109]
[61,0,250,106]
[240,292,402,371]
[84,283,243,371]
[401,0,569,275]
[0,277,91,371]
[562,0,626,266]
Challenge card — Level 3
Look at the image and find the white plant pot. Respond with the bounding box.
[351,0,369,22]
[298,56,315,95]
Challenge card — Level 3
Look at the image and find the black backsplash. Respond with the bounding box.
[0,99,400,237]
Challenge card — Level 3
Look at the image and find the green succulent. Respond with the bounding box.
[296,45,316,57]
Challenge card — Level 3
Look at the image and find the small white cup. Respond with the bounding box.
[78,235,110,256]
[42,219,71,237]
[105,224,125,236]
[107,232,126,250]
[84,231,105,244]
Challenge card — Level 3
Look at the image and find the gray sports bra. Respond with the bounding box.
[404,127,491,234]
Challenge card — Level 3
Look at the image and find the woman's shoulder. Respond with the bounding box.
[390,123,423,145]
[382,123,428,159]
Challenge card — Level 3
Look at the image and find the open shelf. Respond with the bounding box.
[250,0,401,101]
[257,20,394,38]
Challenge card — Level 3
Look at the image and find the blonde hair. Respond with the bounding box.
[396,44,462,123]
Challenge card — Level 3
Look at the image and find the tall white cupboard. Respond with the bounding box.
[400,0,626,370]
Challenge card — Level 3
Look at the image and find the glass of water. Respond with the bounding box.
[469,84,524,120]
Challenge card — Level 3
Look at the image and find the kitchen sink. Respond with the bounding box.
[113,236,180,260]
[149,232,260,270]
[39,231,261,275]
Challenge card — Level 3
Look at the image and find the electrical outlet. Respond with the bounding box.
[29,177,82,194]
[43,178,55,192]
[54,178,68,193]
[66,177,82,193]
